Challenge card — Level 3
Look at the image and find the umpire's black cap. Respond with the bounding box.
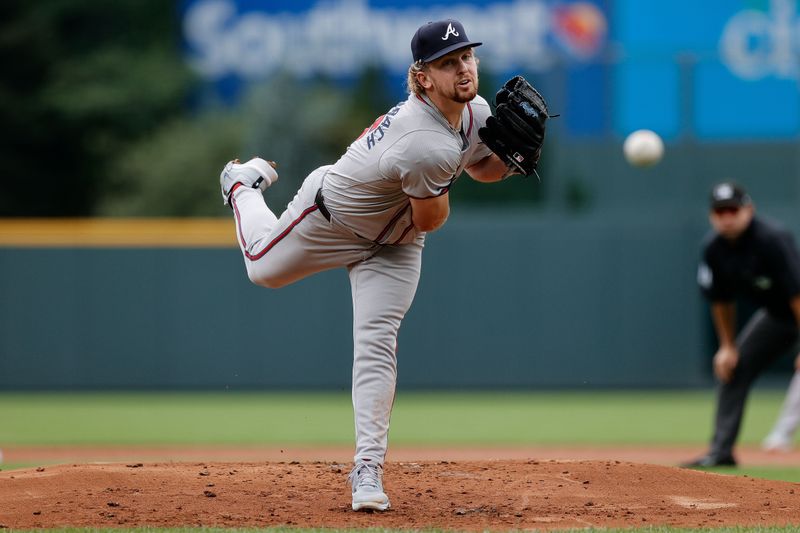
[411,19,482,63]
[710,182,751,209]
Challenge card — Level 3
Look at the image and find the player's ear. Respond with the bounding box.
[416,70,432,90]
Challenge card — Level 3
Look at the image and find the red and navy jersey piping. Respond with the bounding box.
[232,189,319,261]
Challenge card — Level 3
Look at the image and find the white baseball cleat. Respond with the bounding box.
[348,461,390,511]
[762,433,793,453]
[220,157,278,206]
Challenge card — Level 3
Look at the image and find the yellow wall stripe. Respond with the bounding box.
[0,218,239,247]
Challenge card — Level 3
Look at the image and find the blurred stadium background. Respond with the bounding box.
[1,0,799,391]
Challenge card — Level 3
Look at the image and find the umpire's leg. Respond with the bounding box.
[710,309,798,459]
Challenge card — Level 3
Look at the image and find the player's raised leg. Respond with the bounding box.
[347,241,423,511]
[225,165,370,289]
[221,157,280,259]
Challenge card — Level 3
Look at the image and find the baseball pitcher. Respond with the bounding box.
[219,19,550,511]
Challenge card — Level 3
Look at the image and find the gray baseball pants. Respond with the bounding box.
[710,309,799,458]
[766,370,800,442]
[230,167,423,464]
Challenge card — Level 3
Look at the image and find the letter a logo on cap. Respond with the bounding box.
[442,23,460,40]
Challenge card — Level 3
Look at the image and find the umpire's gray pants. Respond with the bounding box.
[230,167,422,465]
[710,309,798,458]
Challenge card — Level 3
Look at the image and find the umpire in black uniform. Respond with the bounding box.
[684,182,800,467]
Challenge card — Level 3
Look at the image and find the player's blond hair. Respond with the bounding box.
[406,60,427,96]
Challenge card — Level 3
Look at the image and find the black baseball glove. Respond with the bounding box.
[478,75,551,177]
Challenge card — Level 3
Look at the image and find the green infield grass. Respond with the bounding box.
[0,389,790,446]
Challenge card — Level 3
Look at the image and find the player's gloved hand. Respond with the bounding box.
[478,75,552,177]
[220,157,278,206]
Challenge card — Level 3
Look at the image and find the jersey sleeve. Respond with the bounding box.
[698,244,734,302]
[380,131,461,199]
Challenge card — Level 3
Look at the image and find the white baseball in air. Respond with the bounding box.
[623,129,664,167]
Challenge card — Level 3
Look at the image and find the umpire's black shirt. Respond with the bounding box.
[698,215,800,320]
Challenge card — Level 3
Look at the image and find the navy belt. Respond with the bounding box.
[315,188,331,221]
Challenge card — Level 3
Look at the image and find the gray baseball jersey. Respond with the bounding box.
[228,92,493,466]
[321,92,493,244]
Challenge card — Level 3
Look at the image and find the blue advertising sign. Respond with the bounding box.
[614,0,800,140]
[180,0,610,138]
[181,0,608,80]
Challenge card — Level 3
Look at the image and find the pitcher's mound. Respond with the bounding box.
[2,460,799,530]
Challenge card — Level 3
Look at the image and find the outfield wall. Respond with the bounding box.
[0,213,718,390]
[3,136,800,390]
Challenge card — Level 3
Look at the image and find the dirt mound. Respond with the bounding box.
[2,460,799,530]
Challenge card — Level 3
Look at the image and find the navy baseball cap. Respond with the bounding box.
[710,182,751,209]
[411,19,482,63]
